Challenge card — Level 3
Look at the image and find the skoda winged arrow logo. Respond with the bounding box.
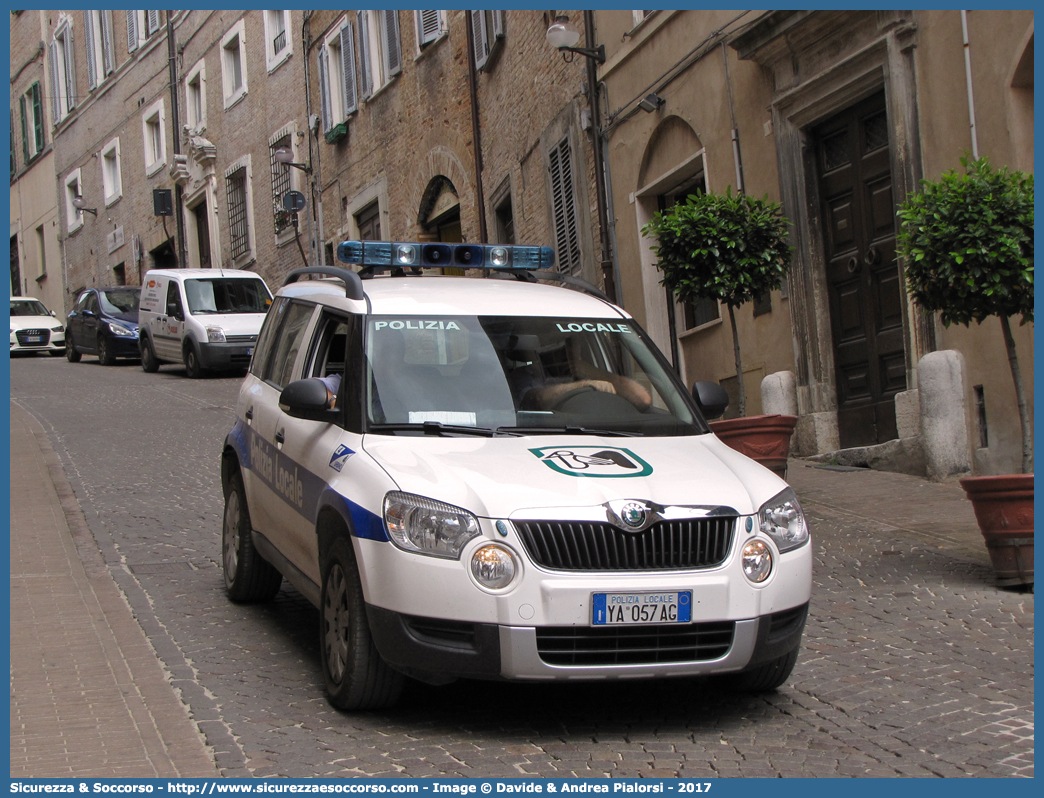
[620,501,646,528]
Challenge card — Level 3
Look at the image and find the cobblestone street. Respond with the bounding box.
[10,356,1034,778]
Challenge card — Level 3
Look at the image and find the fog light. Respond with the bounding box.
[742,539,773,583]
[470,544,517,590]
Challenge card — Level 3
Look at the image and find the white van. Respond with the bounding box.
[138,269,272,377]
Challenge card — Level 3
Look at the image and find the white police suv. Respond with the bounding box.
[221,241,811,710]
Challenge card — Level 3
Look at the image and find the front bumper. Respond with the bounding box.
[366,602,808,682]
[11,329,65,353]
[198,340,255,369]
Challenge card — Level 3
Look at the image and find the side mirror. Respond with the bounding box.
[166,302,182,320]
[279,378,338,423]
[693,381,729,420]
[50,310,57,317]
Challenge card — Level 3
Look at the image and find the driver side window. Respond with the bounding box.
[307,311,362,429]
[262,300,314,390]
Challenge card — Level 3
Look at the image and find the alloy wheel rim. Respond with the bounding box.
[223,490,240,582]
[323,564,350,683]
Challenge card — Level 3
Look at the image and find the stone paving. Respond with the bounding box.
[9,355,1034,778]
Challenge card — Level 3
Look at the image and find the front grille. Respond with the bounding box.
[537,622,735,666]
[513,518,735,571]
[225,334,257,344]
[229,353,253,365]
[404,616,478,650]
[767,604,808,644]
[15,329,50,347]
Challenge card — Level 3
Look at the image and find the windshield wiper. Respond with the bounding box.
[368,422,521,438]
[495,425,639,437]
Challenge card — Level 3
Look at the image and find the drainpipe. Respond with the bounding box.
[721,41,744,194]
[584,10,616,303]
[302,11,324,267]
[961,10,979,159]
[166,11,185,266]
[464,12,488,243]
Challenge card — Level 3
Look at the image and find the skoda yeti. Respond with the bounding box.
[221,241,812,710]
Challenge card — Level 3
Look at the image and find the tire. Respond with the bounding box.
[222,471,282,602]
[98,336,116,366]
[733,647,800,692]
[184,344,205,379]
[66,340,82,362]
[140,336,159,373]
[320,537,404,710]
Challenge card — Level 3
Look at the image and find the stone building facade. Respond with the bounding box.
[593,9,1033,476]
[9,9,64,314]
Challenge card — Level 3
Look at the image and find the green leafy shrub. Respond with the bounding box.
[897,157,1034,472]
[641,189,792,416]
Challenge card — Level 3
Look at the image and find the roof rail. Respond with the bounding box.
[283,266,365,301]
[495,269,611,303]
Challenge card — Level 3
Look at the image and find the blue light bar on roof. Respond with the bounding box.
[336,241,555,271]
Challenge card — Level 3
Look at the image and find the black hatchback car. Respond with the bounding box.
[66,287,142,365]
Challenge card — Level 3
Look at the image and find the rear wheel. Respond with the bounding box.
[98,336,116,366]
[320,537,404,710]
[222,471,282,602]
[733,647,800,692]
[140,336,159,373]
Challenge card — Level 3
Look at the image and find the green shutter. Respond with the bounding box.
[31,83,44,153]
[20,95,29,164]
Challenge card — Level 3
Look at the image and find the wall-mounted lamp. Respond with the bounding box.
[72,195,98,216]
[638,93,665,113]
[545,14,605,64]
[273,145,312,174]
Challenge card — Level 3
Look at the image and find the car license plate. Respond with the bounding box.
[247,347,253,355]
[592,591,692,626]
[25,336,41,343]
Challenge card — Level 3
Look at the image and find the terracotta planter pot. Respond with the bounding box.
[709,414,797,478]
[959,473,1034,587]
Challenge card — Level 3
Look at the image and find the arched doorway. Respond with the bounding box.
[419,175,462,243]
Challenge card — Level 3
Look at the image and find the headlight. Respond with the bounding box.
[206,326,226,343]
[51,325,64,333]
[107,322,136,337]
[758,488,810,552]
[742,540,773,583]
[383,491,480,559]
[470,544,518,590]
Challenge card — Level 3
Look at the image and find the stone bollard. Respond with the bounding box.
[918,350,972,481]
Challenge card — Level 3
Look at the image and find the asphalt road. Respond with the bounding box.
[9,352,1034,778]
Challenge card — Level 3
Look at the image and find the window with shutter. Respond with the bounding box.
[20,96,29,165]
[30,84,44,155]
[62,27,76,111]
[548,137,582,276]
[416,10,444,46]
[84,11,97,90]
[472,10,504,72]
[147,11,160,36]
[317,46,331,132]
[49,22,76,122]
[356,12,372,100]
[48,42,61,121]
[100,11,115,76]
[126,10,139,52]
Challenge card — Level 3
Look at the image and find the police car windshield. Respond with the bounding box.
[364,316,706,437]
[184,278,270,315]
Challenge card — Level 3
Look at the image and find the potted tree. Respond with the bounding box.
[641,188,796,476]
[897,156,1033,587]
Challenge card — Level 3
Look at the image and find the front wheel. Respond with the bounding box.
[184,344,205,379]
[66,339,82,362]
[98,336,116,366]
[222,471,282,602]
[320,537,404,710]
[733,647,800,692]
[140,336,159,373]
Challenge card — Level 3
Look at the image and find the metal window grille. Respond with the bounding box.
[548,137,582,276]
[226,166,249,259]
[269,137,293,235]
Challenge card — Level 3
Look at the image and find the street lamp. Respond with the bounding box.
[273,145,312,174]
[545,14,605,64]
[72,195,97,216]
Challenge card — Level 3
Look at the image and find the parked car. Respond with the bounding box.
[138,269,272,377]
[220,240,812,711]
[66,287,142,365]
[10,297,66,356]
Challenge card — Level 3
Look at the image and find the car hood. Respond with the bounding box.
[186,312,266,335]
[11,315,58,331]
[107,310,139,325]
[362,433,787,519]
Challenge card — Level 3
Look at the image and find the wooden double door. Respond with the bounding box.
[815,92,907,448]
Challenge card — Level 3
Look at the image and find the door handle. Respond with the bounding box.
[865,245,879,266]
[275,429,285,445]
[245,407,253,420]
[847,256,860,274]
